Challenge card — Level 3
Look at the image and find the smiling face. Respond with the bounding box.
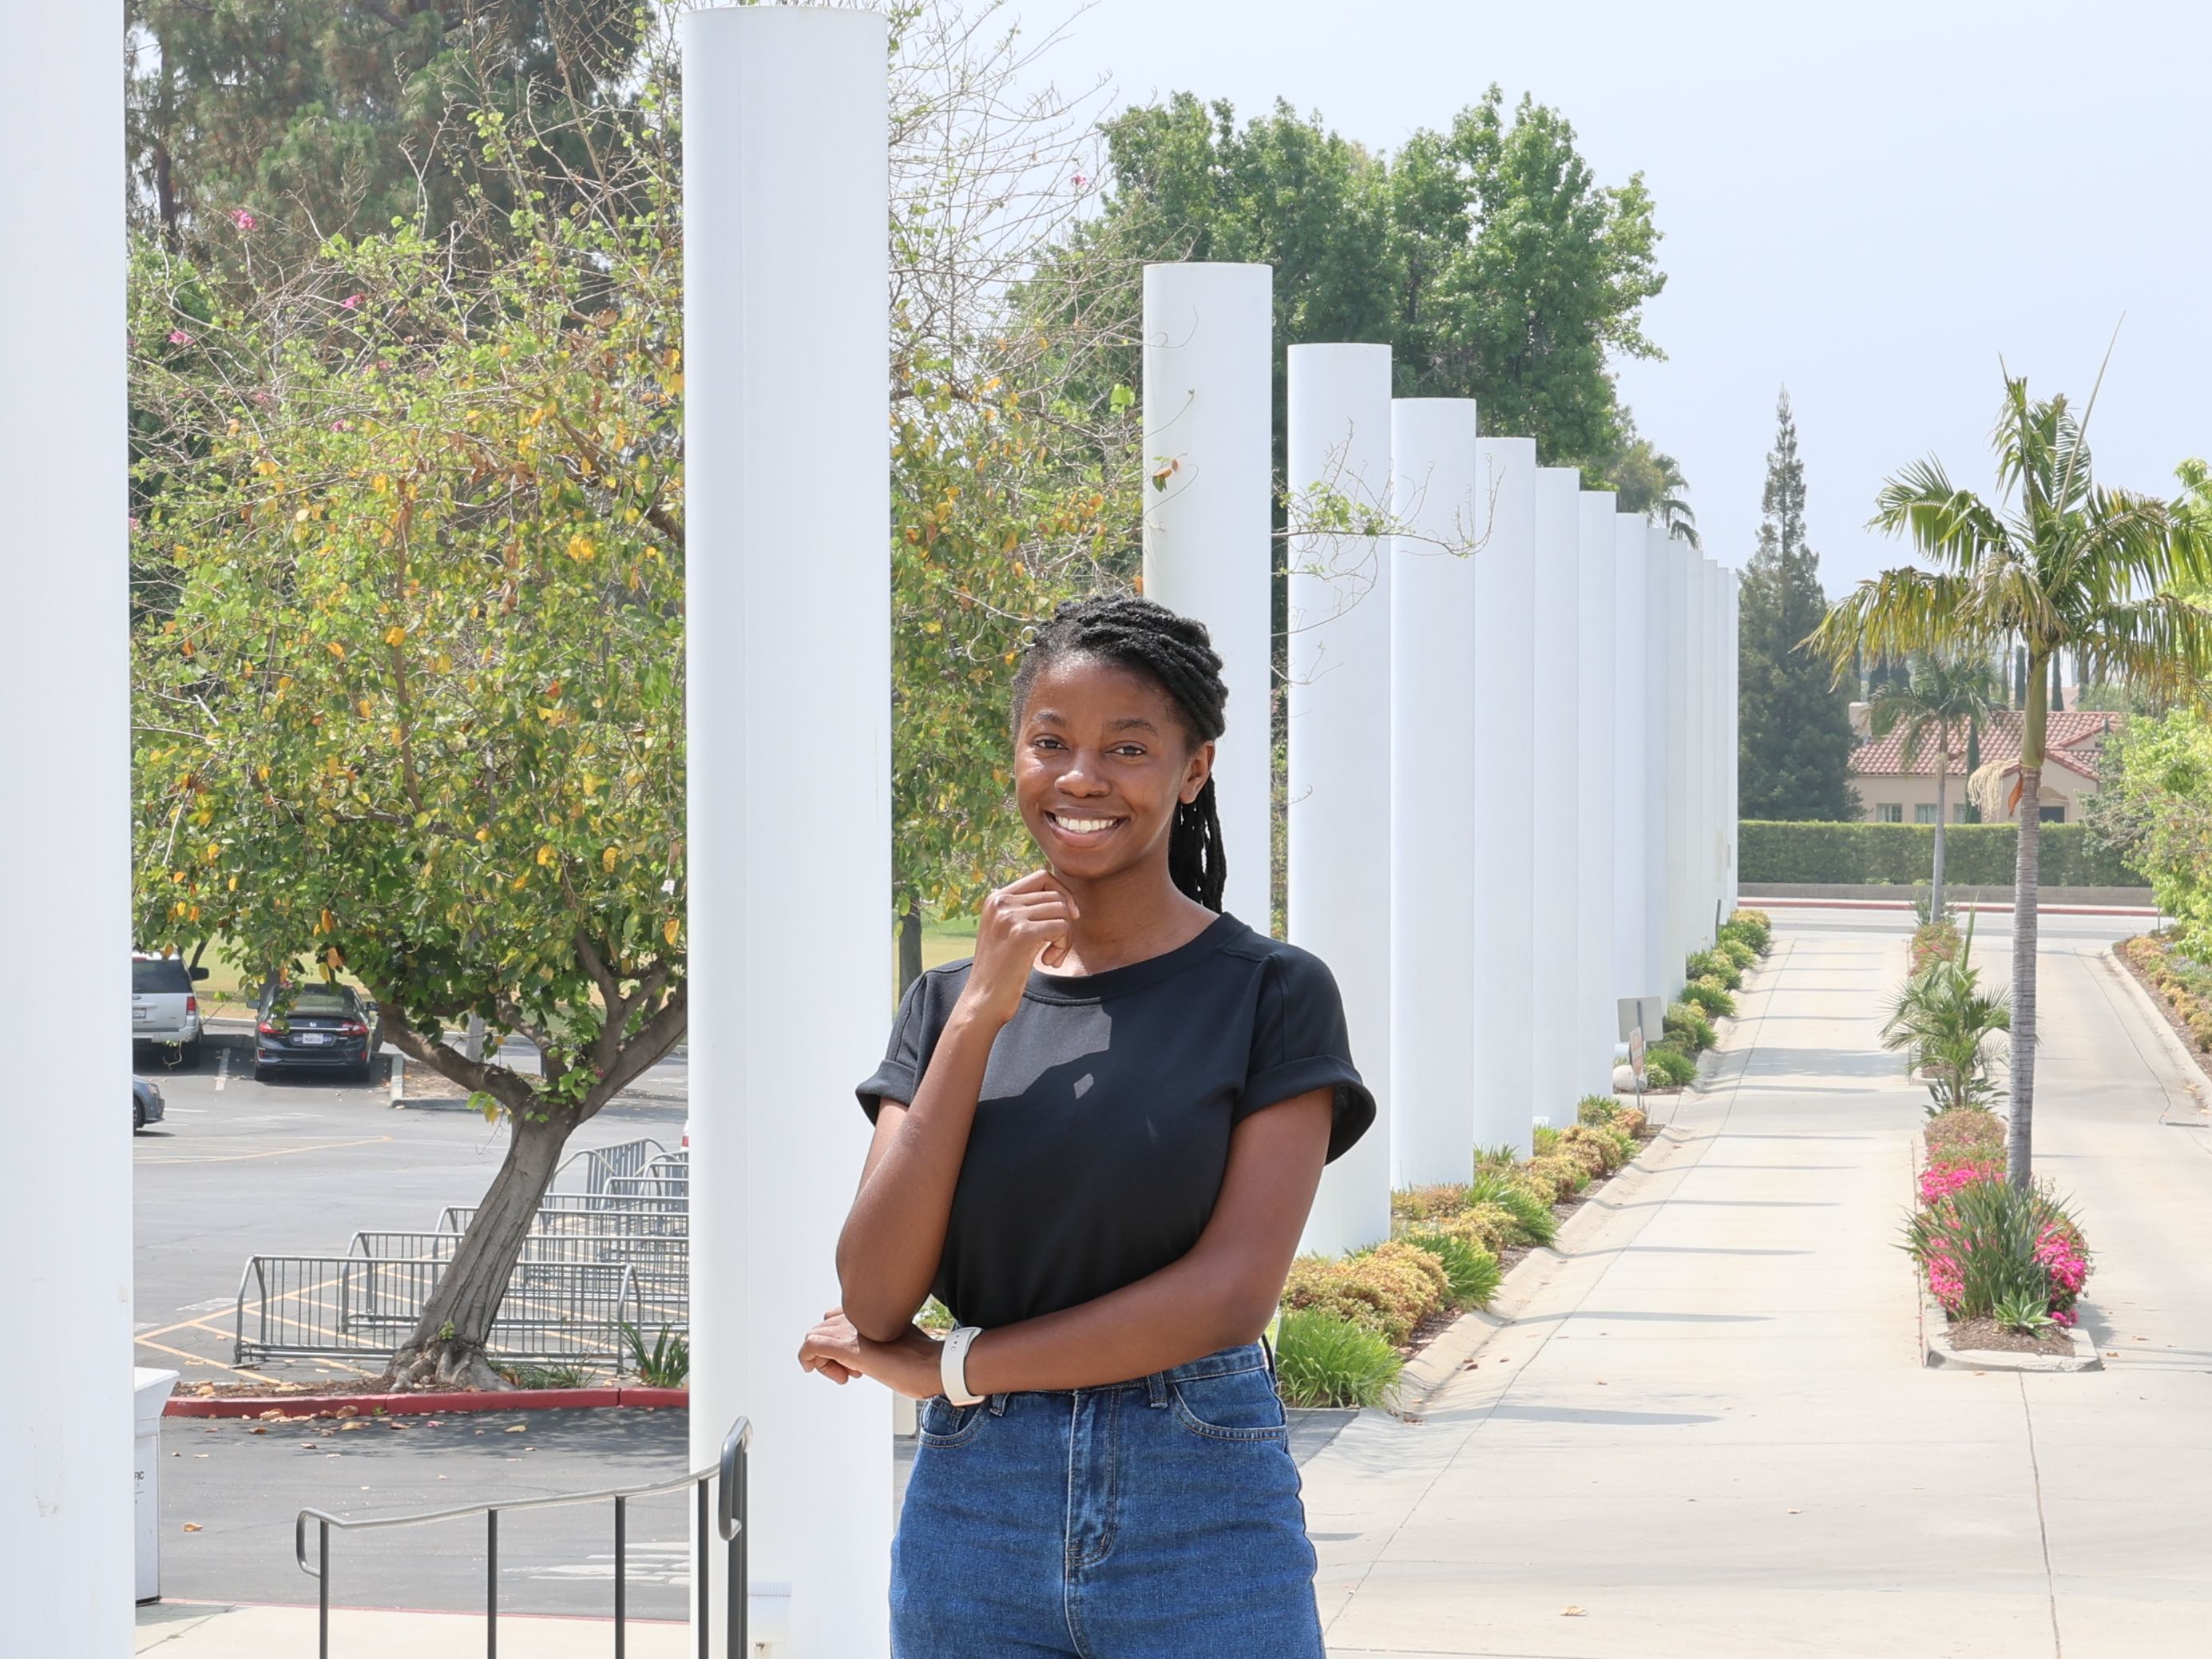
[1013,653,1214,883]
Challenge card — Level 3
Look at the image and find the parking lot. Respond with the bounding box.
[133,1041,685,1385]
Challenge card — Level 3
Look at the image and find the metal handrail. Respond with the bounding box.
[297,1415,750,1658]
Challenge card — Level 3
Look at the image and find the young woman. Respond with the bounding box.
[798,593,1374,1658]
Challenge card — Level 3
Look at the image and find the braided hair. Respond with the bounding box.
[1009,595,1230,911]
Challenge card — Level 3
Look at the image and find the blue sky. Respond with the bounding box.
[1011,0,2211,592]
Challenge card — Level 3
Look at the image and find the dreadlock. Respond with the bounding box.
[1009,594,1230,911]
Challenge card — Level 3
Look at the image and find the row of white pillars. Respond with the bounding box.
[2,6,133,1651]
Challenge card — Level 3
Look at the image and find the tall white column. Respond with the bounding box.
[1643,526,1675,1002]
[1704,558,1724,940]
[1726,571,1741,915]
[1473,437,1539,1157]
[1142,264,1274,931]
[1575,494,1619,1095]
[1389,400,1483,1186]
[1611,515,1652,1010]
[1669,534,1697,989]
[0,7,130,1649]
[1528,467,1582,1127]
[1691,554,1712,950]
[682,10,890,1653]
[1288,344,1393,1251]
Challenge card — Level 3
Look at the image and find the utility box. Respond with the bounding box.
[133,1367,180,1602]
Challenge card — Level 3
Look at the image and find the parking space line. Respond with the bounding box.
[215,1048,228,1091]
[138,1134,395,1165]
[132,1334,261,1378]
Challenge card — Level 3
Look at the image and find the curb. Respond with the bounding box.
[1750,897,2159,918]
[1917,1279,2099,1373]
[165,1385,688,1419]
[2101,942,2212,1127]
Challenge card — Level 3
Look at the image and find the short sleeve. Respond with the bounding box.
[855,972,930,1121]
[1234,947,1376,1162]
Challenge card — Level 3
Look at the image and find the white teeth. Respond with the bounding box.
[1054,816,1116,834]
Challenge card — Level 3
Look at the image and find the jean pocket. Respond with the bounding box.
[916,1395,986,1447]
[1167,1366,1289,1443]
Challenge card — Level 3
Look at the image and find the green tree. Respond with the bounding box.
[126,0,646,279]
[1055,86,1667,484]
[1864,654,2004,916]
[131,191,687,1387]
[1812,379,2212,1187]
[1738,391,1858,820]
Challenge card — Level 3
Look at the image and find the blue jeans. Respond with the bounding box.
[891,1341,1325,1658]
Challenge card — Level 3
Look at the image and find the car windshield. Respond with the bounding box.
[286,989,357,1017]
[133,958,192,994]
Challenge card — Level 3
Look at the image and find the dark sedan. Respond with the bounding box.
[255,983,379,1082]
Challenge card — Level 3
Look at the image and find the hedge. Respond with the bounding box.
[1738,821,2143,887]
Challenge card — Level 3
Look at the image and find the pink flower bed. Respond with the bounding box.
[1912,1108,2091,1326]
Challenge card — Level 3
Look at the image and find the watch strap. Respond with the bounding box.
[940,1324,985,1406]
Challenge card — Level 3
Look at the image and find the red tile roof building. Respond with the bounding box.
[1847,708,2117,824]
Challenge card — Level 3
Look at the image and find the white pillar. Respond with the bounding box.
[1575,494,1619,1096]
[1643,526,1675,1002]
[1687,555,1708,953]
[1473,437,1539,1158]
[1704,558,1724,941]
[1288,343,1393,1251]
[1389,400,1484,1186]
[682,9,890,1653]
[1528,467,1581,1128]
[1142,264,1274,931]
[1669,534,1697,990]
[1611,515,1652,1010]
[1726,571,1741,915]
[0,8,130,1650]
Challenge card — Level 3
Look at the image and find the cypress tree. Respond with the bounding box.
[1737,390,1860,820]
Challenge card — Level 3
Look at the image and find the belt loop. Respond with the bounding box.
[1144,1369,1167,1408]
[987,1392,1009,1417]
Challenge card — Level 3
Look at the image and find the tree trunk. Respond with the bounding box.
[386,1110,572,1390]
[1931,750,1948,922]
[2008,656,2049,1191]
[898,897,924,998]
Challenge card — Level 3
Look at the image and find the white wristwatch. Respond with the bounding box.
[940,1325,985,1406]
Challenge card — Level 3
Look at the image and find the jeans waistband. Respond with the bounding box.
[980,1340,1271,1413]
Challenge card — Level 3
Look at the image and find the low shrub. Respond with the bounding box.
[1686,948,1742,990]
[1532,1125,1561,1157]
[1644,1041,1698,1088]
[1910,919,1962,974]
[1554,1132,1610,1178]
[1285,1250,1443,1344]
[1524,1154,1589,1202]
[1611,1103,1647,1137]
[1425,1201,1520,1256]
[1738,820,2141,887]
[1274,1308,1403,1408]
[1559,1123,1628,1174]
[1390,1183,1469,1224]
[1467,1168,1559,1245]
[1924,1105,2004,1162]
[1664,1002,1717,1052]
[1401,1229,1503,1310]
[1577,1094,1623,1127]
[1905,1176,2091,1326]
[1717,937,1757,972]
[1720,909,1771,955]
[1681,976,1737,1019]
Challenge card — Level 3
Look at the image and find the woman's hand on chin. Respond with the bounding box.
[797,1308,944,1399]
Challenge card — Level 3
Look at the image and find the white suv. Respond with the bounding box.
[133,953,207,1067]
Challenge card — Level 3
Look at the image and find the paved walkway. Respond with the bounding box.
[1300,907,2212,1658]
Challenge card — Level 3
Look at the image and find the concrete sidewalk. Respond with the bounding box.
[1298,909,2212,1658]
[137,1600,688,1655]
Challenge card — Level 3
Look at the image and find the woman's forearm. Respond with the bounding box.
[835,1006,1001,1340]
[957,1240,1279,1395]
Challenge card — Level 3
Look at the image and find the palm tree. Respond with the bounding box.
[1810,372,2212,1188]
[1865,654,2004,919]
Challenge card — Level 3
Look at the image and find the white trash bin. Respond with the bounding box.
[133,1367,180,1602]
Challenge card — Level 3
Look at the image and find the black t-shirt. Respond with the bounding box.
[854,912,1374,1331]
